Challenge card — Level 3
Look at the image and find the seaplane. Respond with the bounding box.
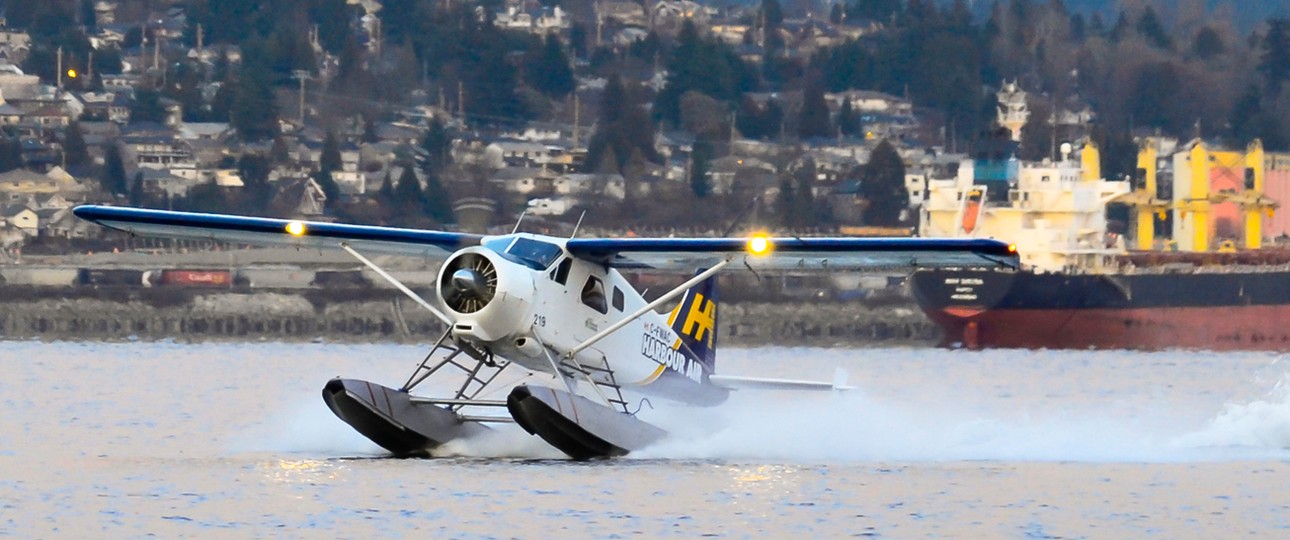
[73,204,1018,459]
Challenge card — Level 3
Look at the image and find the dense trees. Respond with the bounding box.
[858,140,908,226]
[1260,19,1290,97]
[100,144,128,197]
[587,75,659,173]
[655,21,757,128]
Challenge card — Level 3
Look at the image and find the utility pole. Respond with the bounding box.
[292,70,312,124]
[572,93,580,148]
[56,46,63,94]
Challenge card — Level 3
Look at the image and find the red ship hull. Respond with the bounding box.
[924,305,1290,351]
[910,266,1290,351]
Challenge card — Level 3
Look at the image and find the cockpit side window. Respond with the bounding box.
[581,276,608,314]
[612,287,625,311]
[549,257,572,284]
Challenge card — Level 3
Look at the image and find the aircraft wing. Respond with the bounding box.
[72,205,483,258]
[565,236,1018,271]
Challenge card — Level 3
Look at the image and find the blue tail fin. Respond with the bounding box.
[667,272,718,371]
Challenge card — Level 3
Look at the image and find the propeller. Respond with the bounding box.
[440,252,497,313]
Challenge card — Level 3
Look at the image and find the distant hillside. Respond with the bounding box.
[959,0,1288,31]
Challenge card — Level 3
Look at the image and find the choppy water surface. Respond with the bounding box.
[2,342,1289,537]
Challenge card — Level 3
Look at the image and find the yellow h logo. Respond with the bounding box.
[682,293,715,348]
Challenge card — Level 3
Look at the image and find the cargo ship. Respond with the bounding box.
[908,136,1290,351]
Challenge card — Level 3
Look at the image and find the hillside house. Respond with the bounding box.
[2,203,37,234]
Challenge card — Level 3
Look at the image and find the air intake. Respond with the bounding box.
[440,252,497,313]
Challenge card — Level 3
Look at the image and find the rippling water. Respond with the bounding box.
[2,341,1289,537]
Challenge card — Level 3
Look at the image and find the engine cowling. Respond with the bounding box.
[437,247,534,342]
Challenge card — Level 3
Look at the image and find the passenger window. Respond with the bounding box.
[612,287,624,312]
[581,276,608,314]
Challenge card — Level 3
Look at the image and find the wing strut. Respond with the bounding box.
[339,242,453,325]
[564,257,732,359]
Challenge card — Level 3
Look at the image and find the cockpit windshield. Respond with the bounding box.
[486,237,563,270]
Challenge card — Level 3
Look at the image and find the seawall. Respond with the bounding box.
[0,286,939,346]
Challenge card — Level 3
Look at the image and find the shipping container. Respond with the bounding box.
[238,267,314,289]
[158,269,232,287]
[1,267,79,286]
[77,268,147,286]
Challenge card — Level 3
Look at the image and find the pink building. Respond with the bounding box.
[1266,154,1290,240]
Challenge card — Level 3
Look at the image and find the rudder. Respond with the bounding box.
[667,271,718,371]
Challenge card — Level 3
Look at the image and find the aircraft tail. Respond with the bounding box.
[667,271,719,372]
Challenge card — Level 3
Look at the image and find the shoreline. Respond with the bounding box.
[0,286,939,346]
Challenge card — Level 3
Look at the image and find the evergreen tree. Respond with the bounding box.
[0,137,22,173]
[1135,6,1172,50]
[422,170,454,224]
[271,136,290,164]
[377,169,395,206]
[859,140,908,226]
[798,77,832,139]
[237,153,274,213]
[838,100,862,137]
[792,161,817,228]
[129,171,144,206]
[689,139,712,198]
[310,0,351,55]
[101,143,128,196]
[654,21,756,126]
[131,88,167,124]
[320,131,342,174]
[417,119,453,174]
[586,75,659,173]
[465,43,528,124]
[759,0,785,51]
[63,122,89,167]
[775,175,796,227]
[310,170,341,209]
[362,116,380,144]
[569,23,589,59]
[847,0,902,22]
[392,164,424,221]
[599,74,627,127]
[529,36,575,99]
[1260,18,1290,97]
[1229,84,1264,144]
[230,38,279,142]
[1192,27,1225,60]
[80,0,97,32]
[1108,11,1130,42]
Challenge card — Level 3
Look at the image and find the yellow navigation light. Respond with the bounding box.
[1007,243,1017,254]
[285,221,307,236]
[746,234,773,256]
[66,69,77,78]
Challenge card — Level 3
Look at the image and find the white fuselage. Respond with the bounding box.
[439,233,726,406]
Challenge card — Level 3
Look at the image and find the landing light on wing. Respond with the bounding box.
[285,221,307,236]
[746,233,773,256]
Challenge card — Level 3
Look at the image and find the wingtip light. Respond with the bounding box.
[285,221,307,236]
[747,234,773,256]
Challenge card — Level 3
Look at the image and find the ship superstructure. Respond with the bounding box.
[919,142,1129,273]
